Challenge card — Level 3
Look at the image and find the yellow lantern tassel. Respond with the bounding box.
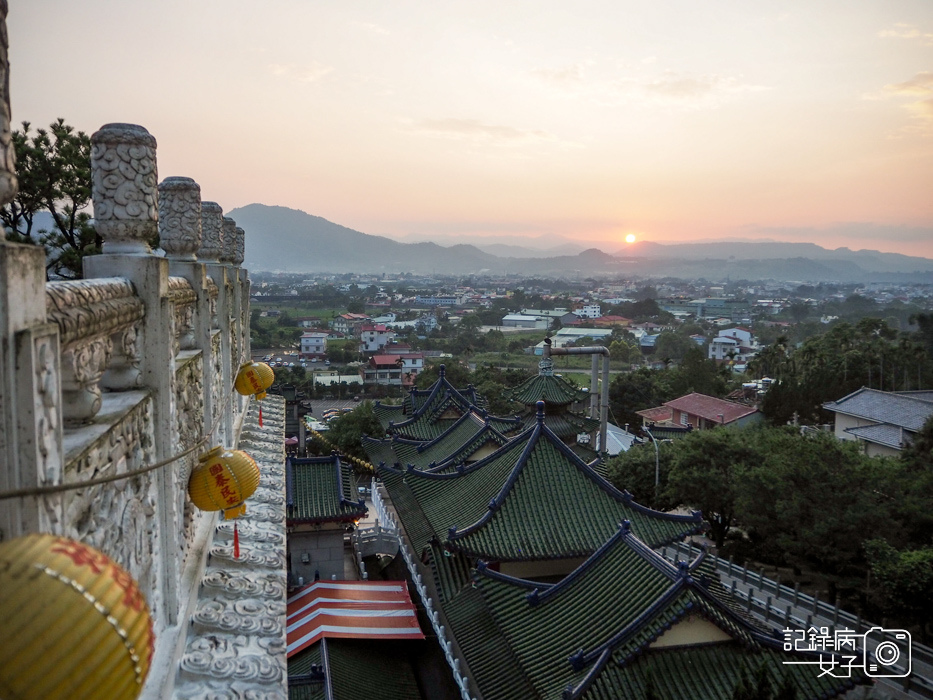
[233,523,240,560]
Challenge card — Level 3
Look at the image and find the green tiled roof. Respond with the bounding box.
[364,411,513,471]
[328,639,422,700]
[519,411,600,439]
[506,373,590,407]
[288,642,325,700]
[447,523,864,700]
[288,638,421,700]
[287,456,368,524]
[379,365,488,439]
[379,410,703,560]
[425,544,474,603]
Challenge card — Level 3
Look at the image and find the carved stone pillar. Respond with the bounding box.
[85,123,182,625]
[0,242,63,541]
[0,0,16,204]
[220,217,237,265]
[197,202,224,263]
[90,124,159,255]
[158,177,201,261]
[233,226,245,267]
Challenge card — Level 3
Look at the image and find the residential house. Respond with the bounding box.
[709,327,759,363]
[639,392,761,431]
[823,388,933,456]
[358,323,397,354]
[359,354,409,386]
[331,312,371,337]
[299,331,328,358]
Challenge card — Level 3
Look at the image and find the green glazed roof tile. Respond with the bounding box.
[287,456,367,524]
[506,373,590,407]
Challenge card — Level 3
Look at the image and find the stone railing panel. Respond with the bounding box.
[175,351,205,563]
[46,278,145,424]
[55,393,162,622]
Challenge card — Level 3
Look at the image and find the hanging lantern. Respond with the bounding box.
[188,446,260,519]
[234,362,274,400]
[0,533,155,700]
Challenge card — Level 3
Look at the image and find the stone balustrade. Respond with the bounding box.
[0,117,285,698]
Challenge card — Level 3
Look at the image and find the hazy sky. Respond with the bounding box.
[9,1,933,257]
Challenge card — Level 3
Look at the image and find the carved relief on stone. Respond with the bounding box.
[60,336,112,425]
[220,217,237,264]
[46,278,144,349]
[175,355,204,553]
[206,278,219,329]
[54,398,161,622]
[0,0,16,206]
[169,276,198,353]
[158,177,202,260]
[100,323,142,390]
[90,123,159,254]
[198,202,224,263]
[233,227,245,266]
[35,334,62,482]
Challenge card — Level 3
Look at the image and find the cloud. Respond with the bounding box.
[409,118,560,145]
[879,71,933,128]
[639,71,767,100]
[267,62,333,83]
[360,22,389,35]
[879,23,933,45]
[531,63,587,87]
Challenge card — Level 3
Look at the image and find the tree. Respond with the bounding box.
[1,119,97,279]
[606,442,676,511]
[666,429,758,547]
[654,332,693,362]
[865,539,933,643]
[326,402,385,461]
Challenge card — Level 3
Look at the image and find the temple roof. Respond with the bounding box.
[518,411,600,440]
[379,403,704,559]
[363,410,513,471]
[445,522,864,700]
[288,638,422,700]
[372,364,486,434]
[505,373,590,407]
[286,455,368,525]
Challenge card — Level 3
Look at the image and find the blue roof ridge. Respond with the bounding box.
[562,647,612,700]
[404,425,537,480]
[416,411,478,452]
[423,430,509,474]
[472,559,545,590]
[286,457,295,507]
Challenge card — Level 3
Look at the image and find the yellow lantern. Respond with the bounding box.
[234,362,274,400]
[188,446,260,518]
[0,533,154,700]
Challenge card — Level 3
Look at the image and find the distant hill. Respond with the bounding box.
[227,204,933,282]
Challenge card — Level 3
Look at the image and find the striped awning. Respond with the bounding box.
[286,581,424,658]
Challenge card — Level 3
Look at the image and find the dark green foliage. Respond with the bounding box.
[326,402,385,461]
[1,119,97,279]
[865,539,933,643]
[605,443,676,511]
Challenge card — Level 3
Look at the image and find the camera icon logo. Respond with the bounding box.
[864,627,911,678]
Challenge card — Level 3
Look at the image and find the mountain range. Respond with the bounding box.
[230,204,933,283]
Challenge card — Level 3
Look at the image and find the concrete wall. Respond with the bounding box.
[290,528,347,582]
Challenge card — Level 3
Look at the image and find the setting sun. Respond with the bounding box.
[625,233,637,244]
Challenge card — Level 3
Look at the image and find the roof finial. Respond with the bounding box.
[536,400,546,424]
[619,520,631,535]
[439,363,446,377]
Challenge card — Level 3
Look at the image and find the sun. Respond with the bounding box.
[625,233,637,243]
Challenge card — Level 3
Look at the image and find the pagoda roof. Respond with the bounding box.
[363,410,513,471]
[519,411,600,440]
[379,403,704,559]
[445,522,864,700]
[506,373,590,407]
[373,364,486,430]
[286,455,367,525]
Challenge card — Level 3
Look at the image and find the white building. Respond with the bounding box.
[300,331,328,358]
[358,324,397,354]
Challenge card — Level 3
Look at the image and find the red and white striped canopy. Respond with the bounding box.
[286,580,424,658]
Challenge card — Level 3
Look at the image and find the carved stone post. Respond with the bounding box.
[199,203,232,447]
[85,123,180,624]
[163,180,214,445]
[0,0,63,542]
[221,217,241,437]
[0,244,63,541]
